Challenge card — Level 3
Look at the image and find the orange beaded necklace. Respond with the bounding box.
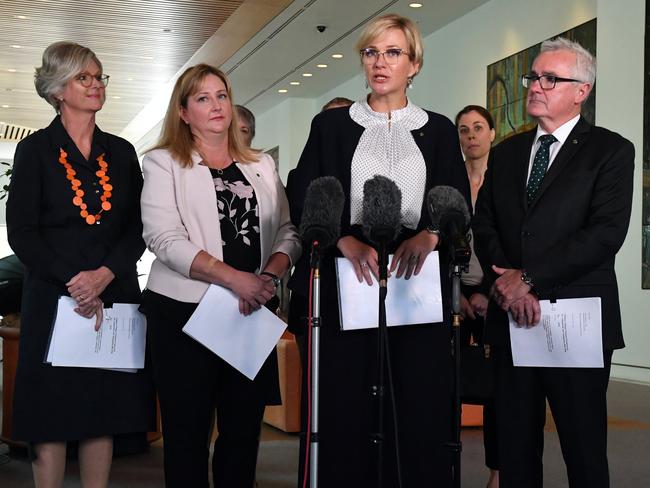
[58,148,113,225]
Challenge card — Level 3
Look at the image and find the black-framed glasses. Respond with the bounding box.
[521,73,583,90]
[75,73,110,88]
[360,48,409,65]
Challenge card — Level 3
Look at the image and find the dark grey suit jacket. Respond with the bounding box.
[473,117,634,350]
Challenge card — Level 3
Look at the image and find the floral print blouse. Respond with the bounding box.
[211,164,261,273]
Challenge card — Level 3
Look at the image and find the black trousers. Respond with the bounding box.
[143,290,270,488]
[493,346,613,488]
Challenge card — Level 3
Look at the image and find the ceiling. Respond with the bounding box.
[0,0,487,147]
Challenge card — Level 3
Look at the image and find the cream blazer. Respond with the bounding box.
[141,148,301,303]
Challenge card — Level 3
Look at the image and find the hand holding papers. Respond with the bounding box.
[182,284,287,380]
[46,297,146,370]
[336,252,443,331]
[509,297,603,368]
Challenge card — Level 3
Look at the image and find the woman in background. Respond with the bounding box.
[140,63,300,487]
[287,13,469,486]
[6,41,153,488]
[456,104,499,488]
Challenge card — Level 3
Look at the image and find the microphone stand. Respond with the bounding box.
[371,235,403,488]
[372,240,389,488]
[449,261,464,488]
[308,241,322,488]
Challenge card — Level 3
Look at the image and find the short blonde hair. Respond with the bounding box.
[355,13,424,76]
[34,41,103,113]
[151,64,259,167]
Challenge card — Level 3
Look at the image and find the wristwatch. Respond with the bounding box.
[520,269,535,288]
[426,225,441,238]
[260,271,281,289]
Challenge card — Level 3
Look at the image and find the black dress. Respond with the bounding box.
[287,104,470,487]
[6,116,155,443]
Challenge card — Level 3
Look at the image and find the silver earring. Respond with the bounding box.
[407,77,413,89]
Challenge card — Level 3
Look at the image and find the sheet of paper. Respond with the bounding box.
[335,252,443,331]
[509,297,603,368]
[46,297,145,371]
[182,284,287,380]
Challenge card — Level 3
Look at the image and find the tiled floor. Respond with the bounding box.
[1,379,649,487]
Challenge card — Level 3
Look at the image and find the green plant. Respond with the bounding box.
[0,161,12,200]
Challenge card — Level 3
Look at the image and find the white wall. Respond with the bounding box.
[254,0,650,383]
[253,97,318,183]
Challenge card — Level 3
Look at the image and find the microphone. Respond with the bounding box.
[427,186,471,265]
[361,175,402,246]
[299,176,344,251]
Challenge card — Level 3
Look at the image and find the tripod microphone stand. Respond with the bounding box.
[450,262,464,488]
[370,238,404,488]
[307,241,322,488]
[448,245,470,488]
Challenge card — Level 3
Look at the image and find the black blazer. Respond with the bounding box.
[287,104,469,301]
[7,116,145,301]
[473,117,634,349]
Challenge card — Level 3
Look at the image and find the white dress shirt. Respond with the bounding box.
[526,114,581,183]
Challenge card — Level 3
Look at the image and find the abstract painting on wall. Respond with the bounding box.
[486,19,597,145]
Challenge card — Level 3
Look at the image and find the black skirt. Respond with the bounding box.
[12,277,156,443]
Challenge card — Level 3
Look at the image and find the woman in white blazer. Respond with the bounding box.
[140,64,300,487]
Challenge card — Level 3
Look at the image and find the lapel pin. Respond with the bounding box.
[419,132,424,137]
[572,139,578,144]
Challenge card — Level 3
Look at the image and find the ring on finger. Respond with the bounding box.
[361,262,368,268]
[409,255,418,263]
[80,295,85,301]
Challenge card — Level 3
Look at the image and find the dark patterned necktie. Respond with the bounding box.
[526,134,557,203]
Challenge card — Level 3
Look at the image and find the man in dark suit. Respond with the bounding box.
[473,37,634,488]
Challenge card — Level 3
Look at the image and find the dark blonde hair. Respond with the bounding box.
[321,97,354,112]
[355,13,424,76]
[152,64,259,167]
[35,41,103,113]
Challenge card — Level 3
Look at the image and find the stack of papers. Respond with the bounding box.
[182,284,287,380]
[335,252,443,331]
[46,297,146,372]
[509,297,603,368]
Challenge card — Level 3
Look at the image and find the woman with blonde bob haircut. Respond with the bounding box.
[288,12,468,487]
[7,40,153,488]
[140,63,301,486]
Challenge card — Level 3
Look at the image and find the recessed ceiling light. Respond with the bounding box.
[112,96,122,99]
[331,53,343,59]
[7,69,17,72]
[127,77,134,81]
[302,73,313,77]
[14,15,29,20]
[1,105,10,109]
[409,2,423,7]
[290,81,301,86]
[278,89,288,93]
[138,56,154,60]
[317,64,328,68]
[10,45,22,49]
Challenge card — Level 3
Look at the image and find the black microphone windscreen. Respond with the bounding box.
[299,176,344,249]
[427,185,470,232]
[362,175,402,244]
